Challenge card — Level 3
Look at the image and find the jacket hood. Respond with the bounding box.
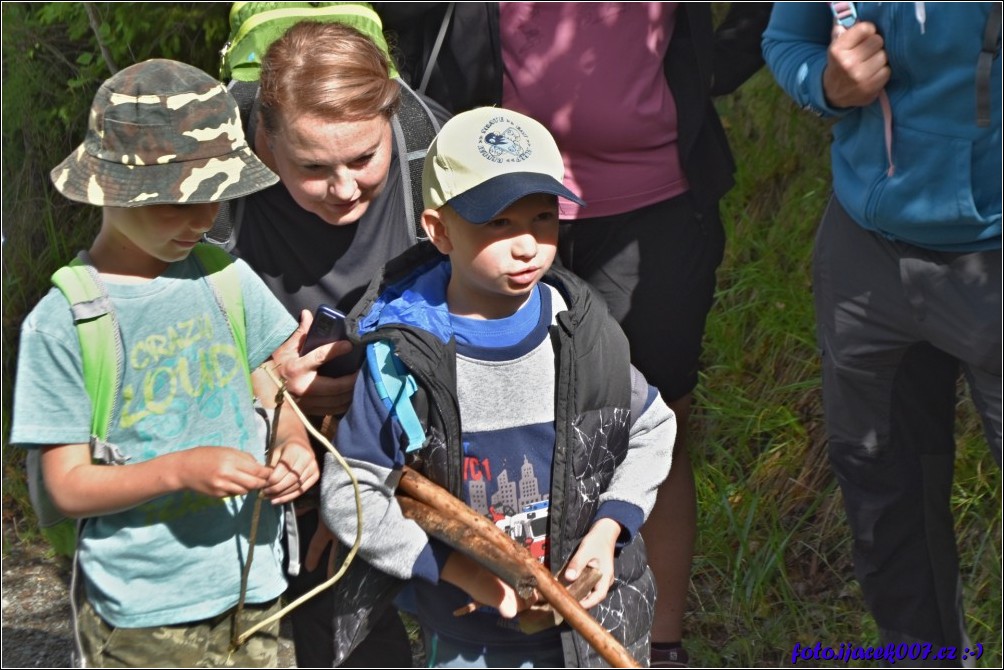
[356,248,454,344]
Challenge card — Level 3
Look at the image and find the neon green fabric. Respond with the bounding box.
[221,2,398,81]
[50,245,249,437]
[51,261,118,440]
[192,244,251,389]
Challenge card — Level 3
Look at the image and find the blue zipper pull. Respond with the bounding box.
[830,2,858,30]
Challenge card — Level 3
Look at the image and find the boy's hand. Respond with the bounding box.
[442,551,538,619]
[271,309,357,415]
[823,20,890,108]
[264,439,319,504]
[564,518,620,610]
[175,446,272,497]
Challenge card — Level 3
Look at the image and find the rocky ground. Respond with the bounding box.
[1,519,296,668]
[2,520,75,668]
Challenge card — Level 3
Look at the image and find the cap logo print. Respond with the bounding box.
[421,106,585,219]
[477,117,533,164]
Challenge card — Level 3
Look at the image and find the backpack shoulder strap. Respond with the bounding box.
[192,244,251,389]
[32,249,248,554]
[366,339,426,452]
[50,255,120,440]
[417,2,456,95]
[229,79,261,144]
[392,81,443,242]
[30,256,120,544]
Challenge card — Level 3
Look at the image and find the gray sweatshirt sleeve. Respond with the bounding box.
[319,365,439,582]
[598,365,676,522]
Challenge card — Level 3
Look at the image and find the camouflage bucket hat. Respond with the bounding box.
[50,58,278,207]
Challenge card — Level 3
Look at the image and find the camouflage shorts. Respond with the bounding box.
[78,597,281,668]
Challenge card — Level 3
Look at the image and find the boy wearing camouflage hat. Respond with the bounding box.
[10,59,317,667]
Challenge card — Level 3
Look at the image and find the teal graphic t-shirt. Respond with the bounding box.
[11,255,296,627]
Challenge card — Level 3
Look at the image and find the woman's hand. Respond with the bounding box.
[271,309,357,415]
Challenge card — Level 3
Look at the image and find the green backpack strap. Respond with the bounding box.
[29,256,121,554]
[192,243,251,390]
[33,249,249,556]
[366,340,426,452]
[47,246,249,435]
[51,256,120,440]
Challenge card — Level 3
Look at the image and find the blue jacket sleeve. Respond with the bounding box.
[762,3,849,117]
[320,356,442,583]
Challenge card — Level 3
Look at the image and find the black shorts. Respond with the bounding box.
[558,193,725,402]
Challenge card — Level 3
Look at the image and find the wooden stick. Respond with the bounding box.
[232,390,284,649]
[517,564,602,634]
[397,497,537,598]
[396,467,640,668]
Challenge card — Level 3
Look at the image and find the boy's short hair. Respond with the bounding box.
[50,59,277,207]
[421,107,584,224]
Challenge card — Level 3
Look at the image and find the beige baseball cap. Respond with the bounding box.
[421,107,585,223]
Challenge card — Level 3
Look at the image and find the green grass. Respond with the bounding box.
[1,11,1000,668]
[681,70,1003,667]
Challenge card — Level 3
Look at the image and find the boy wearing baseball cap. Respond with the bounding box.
[10,59,317,666]
[320,107,676,666]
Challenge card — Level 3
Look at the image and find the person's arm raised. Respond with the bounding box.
[823,20,891,108]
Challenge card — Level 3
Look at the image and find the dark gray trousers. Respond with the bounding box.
[814,197,1001,654]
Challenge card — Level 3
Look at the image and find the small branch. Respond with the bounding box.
[84,3,117,74]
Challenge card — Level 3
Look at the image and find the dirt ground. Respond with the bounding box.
[0,519,297,668]
[2,520,75,668]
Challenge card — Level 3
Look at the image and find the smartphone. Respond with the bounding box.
[300,305,357,378]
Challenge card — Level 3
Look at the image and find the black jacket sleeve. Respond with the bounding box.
[375,2,501,113]
[711,2,775,96]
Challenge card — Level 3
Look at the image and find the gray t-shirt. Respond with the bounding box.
[233,155,413,319]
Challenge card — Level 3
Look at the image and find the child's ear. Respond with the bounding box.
[422,208,453,254]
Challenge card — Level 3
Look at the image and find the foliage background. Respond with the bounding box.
[2,0,231,524]
[2,3,1000,666]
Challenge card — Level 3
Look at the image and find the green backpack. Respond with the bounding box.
[27,244,249,557]
[220,1,398,81]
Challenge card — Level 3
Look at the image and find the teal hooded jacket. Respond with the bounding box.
[763,2,1001,252]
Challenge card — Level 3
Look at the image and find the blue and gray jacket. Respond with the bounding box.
[321,242,668,667]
